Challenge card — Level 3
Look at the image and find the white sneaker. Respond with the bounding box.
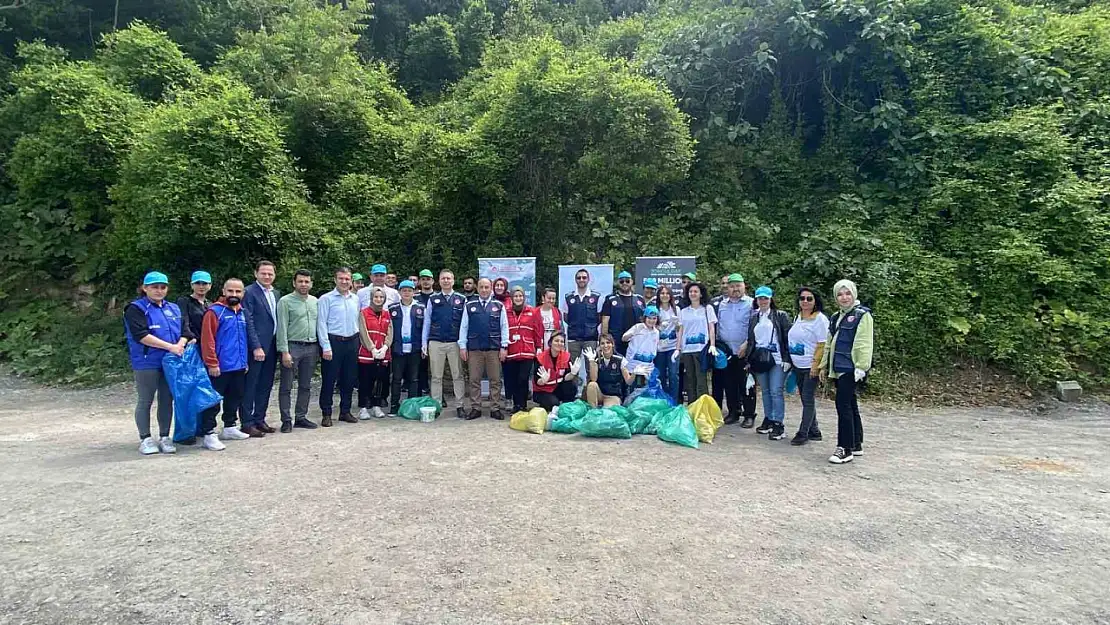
[139,437,160,455]
[202,434,226,451]
[372,406,386,418]
[219,426,250,441]
[828,447,854,464]
[359,407,372,421]
[158,436,177,454]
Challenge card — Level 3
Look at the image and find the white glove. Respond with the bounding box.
[569,358,582,377]
[582,347,597,362]
[782,362,792,373]
[708,345,718,356]
[746,374,755,391]
[854,368,867,382]
[536,366,551,386]
[638,364,653,376]
[672,350,680,362]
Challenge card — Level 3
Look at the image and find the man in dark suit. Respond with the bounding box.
[239,260,281,437]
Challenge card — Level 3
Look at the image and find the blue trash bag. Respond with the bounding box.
[163,344,223,442]
[638,369,677,406]
[784,370,798,394]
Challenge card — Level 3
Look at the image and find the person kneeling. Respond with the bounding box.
[586,334,634,408]
[533,332,581,412]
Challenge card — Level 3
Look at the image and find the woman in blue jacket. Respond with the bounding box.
[123,271,193,456]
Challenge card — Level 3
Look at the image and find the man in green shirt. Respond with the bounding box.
[277,269,320,432]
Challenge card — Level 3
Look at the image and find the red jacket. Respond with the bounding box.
[358,307,392,364]
[534,348,572,394]
[506,305,543,360]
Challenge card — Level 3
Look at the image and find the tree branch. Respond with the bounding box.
[0,0,31,10]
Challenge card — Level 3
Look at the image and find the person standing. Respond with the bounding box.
[177,270,212,339]
[788,286,828,446]
[276,269,319,433]
[351,273,365,293]
[241,260,280,436]
[361,264,400,308]
[461,276,478,301]
[585,336,632,407]
[125,271,191,455]
[642,278,658,305]
[199,278,259,446]
[674,281,717,402]
[389,280,426,415]
[719,275,730,300]
[458,278,509,420]
[601,271,645,357]
[422,270,468,419]
[386,273,398,289]
[533,333,581,412]
[818,279,874,464]
[561,268,602,371]
[357,288,393,419]
[416,269,437,305]
[504,286,542,414]
[492,277,512,307]
[713,273,758,426]
[674,272,696,308]
[317,267,362,427]
[747,286,793,441]
[536,287,563,351]
[653,285,682,402]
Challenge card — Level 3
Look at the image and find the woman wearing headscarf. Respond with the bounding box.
[787,286,828,446]
[358,287,394,419]
[504,286,542,413]
[746,286,793,441]
[818,279,874,464]
[492,278,513,307]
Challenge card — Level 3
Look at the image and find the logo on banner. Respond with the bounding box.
[655,260,677,270]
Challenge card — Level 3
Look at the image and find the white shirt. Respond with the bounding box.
[678,305,717,354]
[623,325,659,375]
[399,303,414,354]
[540,308,556,347]
[656,306,680,352]
[754,311,781,364]
[788,312,829,369]
[263,286,277,335]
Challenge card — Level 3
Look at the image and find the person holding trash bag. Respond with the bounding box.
[601,270,645,357]
[713,273,757,427]
[674,281,717,402]
[276,269,320,433]
[586,334,633,408]
[389,280,426,416]
[504,286,542,414]
[358,287,394,419]
[200,277,260,447]
[458,278,510,420]
[534,332,582,411]
[653,285,682,403]
[125,271,193,456]
[177,270,212,339]
[747,286,793,441]
[788,286,829,446]
[622,306,661,385]
[819,279,874,464]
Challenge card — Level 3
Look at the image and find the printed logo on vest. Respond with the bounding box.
[392,310,399,317]
[469,305,479,313]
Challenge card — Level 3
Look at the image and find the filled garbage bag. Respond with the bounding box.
[638,369,677,406]
[399,396,443,420]
[687,394,724,443]
[655,405,700,449]
[510,407,547,434]
[549,400,589,433]
[163,344,222,443]
[578,408,632,439]
[629,396,672,435]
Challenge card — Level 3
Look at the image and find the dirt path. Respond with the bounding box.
[1,376,1108,625]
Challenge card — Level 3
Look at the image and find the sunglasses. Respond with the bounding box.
[799,295,814,302]
[619,279,631,284]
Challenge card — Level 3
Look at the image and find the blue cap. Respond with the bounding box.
[399,280,416,289]
[755,286,773,298]
[617,271,632,279]
[190,270,212,284]
[143,271,169,286]
[644,305,659,317]
[643,278,658,288]
[371,264,387,274]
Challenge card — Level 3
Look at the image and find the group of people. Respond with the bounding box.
[125,263,873,465]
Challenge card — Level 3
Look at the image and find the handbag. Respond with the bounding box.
[747,311,778,373]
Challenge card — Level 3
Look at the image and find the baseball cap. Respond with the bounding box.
[419,269,434,278]
[190,270,212,284]
[351,273,364,282]
[683,272,697,280]
[617,271,632,279]
[399,280,416,289]
[644,305,659,317]
[643,278,658,288]
[755,286,773,298]
[728,273,745,283]
[371,264,387,274]
[143,271,169,286]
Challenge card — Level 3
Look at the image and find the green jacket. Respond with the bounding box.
[817,308,874,379]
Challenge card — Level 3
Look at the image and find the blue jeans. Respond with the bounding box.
[755,365,786,424]
[654,350,679,403]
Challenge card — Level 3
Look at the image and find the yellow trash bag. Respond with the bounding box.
[688,394,724,443]
[510,407,548,434]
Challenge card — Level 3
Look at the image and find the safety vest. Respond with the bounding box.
[124,298,183,371]
[206,302,249,372]
[358,308,392,363]
[603,293,646,340]
[564,290,601,341]
[506,306,539,360]
[389,302,425,356]
[596,355,626,397]
[427,292,466,343]
[534,349,571,394]
[464,298,504,351]
[829,306,871,373]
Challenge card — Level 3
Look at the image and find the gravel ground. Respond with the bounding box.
[1,376,1109,625]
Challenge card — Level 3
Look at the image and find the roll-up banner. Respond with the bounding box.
[478,257,537,305]
[634,256,697,296]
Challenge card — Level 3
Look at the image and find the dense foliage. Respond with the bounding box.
[0,0,1106,388]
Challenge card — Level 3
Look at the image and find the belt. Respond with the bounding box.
[328,334,358,342]
[289,340,317,345]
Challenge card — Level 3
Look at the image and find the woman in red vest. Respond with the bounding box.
[504,286,543,413]
[358,288,394,419]
[533,332,582,412]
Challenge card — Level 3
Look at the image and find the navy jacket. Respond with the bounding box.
[243,282,281,351]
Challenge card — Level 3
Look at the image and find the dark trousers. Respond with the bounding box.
[391,351,422,410]
[503,359,533,412]
[534,381,578,412]
[201,369,247,434]
[835,373,864,449]
[320,335,358,416]
[712,356,757,418]
[358,362,390,408]
[418,356,430,396]
[615,339,630,358]
[241,337,277,427]
[796,368,821,437]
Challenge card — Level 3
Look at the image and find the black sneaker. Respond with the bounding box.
[808,430,823,441]
[790,433,808,446]
[853,445,864,456]
[756,419,773,434]
[456,406,466,419]
[294,418,318,429]
[740,416,755,429]
[465,409,482,420]
[177,436,197,446]
[280,422,292,433]
[490,410,505,421]
[723,413,740,425]
[829,447,854,464]
[769,423,785,440]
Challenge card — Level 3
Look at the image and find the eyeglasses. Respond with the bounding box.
[799,295,814,302]
[575,277,588,281]
[619,279,631,284]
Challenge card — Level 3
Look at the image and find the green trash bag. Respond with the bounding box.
[656,405,699,449]
[629,397,672,435]
[398,396,443,420]
[578,408,632,439]
[548,400,590,434]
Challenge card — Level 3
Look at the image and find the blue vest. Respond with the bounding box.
[597,355,625,397]
[427,292,466,342]
[604,293,646,339]
[208,302,249,372]
[829,306,870,373]
[465,299,504,350]
[124,298,183,371]
[564,291,601,341]
[389,301,425,355]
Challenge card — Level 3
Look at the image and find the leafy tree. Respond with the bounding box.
[401,15,464,98]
